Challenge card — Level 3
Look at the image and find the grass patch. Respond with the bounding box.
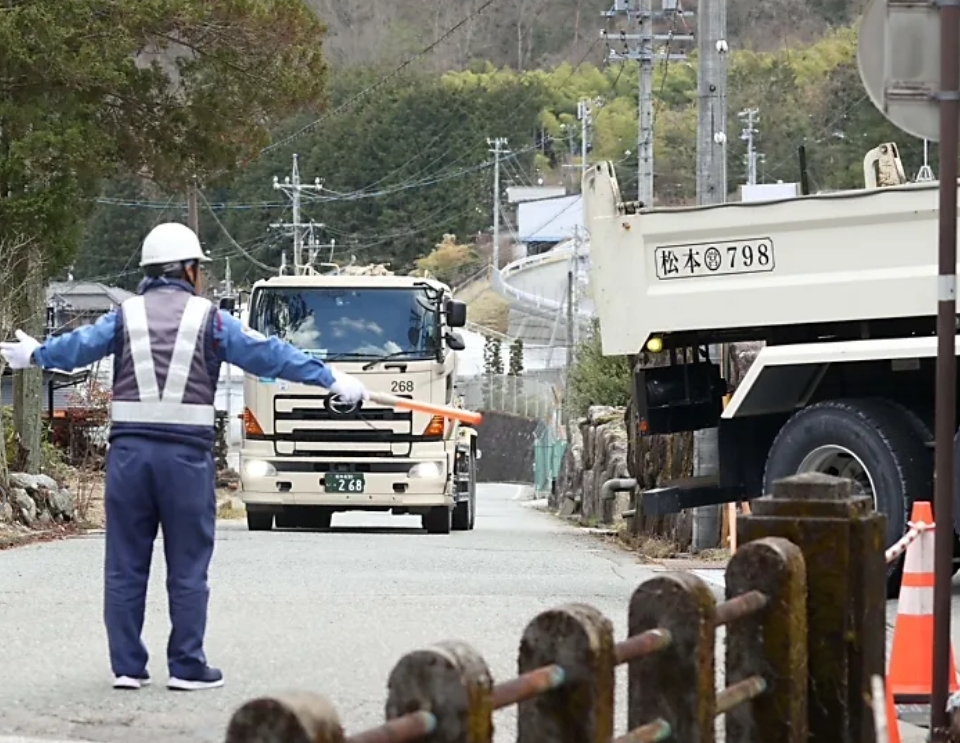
[695,547,731,562]
[216,492,246,520]
[467,288,509,333]
[456,277,490,305]
[617,531,683,562]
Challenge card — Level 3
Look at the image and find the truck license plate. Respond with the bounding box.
[324,473,365,493]
[654,238,775,280]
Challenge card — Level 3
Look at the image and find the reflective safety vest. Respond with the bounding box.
[110,285,220,448]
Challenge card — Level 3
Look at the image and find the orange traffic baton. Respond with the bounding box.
[368,391,483,426]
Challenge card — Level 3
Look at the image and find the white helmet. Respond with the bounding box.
[139,222,211,267]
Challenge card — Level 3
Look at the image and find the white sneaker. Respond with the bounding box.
[113,674,151,690]
[167,666,224,691]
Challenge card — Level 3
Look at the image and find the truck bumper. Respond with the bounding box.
[240,470,452,509]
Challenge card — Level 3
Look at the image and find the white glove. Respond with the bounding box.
[329,368,369,404]
[0,330,40,370]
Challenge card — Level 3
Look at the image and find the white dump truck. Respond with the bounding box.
[583,142,957,588]
[236,267,478,534]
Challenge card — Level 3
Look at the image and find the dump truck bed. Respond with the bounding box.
[583,161,954,356]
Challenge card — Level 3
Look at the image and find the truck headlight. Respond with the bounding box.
[408,461,444,479]
[244,459,277,478]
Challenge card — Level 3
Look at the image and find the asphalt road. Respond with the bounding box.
[0,484,662,743]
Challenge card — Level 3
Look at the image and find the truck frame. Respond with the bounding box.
[583,142,958,589]
[235,270,479,535]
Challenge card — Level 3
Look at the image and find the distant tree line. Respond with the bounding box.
[73,26,934,295]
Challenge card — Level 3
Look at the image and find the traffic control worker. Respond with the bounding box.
[0,222,369,692]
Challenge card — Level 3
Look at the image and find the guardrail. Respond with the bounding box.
[463,321,554,350]
[225,471,887,743]
[492,240,593,320]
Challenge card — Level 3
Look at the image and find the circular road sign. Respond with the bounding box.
[858,0,945,142]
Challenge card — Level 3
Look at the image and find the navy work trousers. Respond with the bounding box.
[103,436,216,680]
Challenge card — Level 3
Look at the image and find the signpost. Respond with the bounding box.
[858,0,959,734]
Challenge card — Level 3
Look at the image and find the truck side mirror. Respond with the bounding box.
[445,331,466,351]
[444,299,467,328]
[219,296,237,314]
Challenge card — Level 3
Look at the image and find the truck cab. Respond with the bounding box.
[237,271,478,534]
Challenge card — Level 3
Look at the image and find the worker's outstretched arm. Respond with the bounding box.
[215,310,338,388]
[4,311,119,372]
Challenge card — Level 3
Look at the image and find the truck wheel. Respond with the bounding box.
[468,454,477,530]
[423,506,451,535]
[452,454,477,531]
[247,511,274,531]
[762,398,932,594]
[452,498,471,531]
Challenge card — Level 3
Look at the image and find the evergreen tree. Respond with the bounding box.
[508,339,524,376]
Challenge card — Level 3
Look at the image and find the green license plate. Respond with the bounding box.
[324,473,365,493]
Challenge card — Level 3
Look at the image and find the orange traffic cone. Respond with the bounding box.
[888,501,960,702]
[884,677,901,743]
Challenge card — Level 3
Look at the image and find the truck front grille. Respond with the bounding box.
[271,394,417,458]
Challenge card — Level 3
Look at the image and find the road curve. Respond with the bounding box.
[0,484,660,743]
[500,256,594,318]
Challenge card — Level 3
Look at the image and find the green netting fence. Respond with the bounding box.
[533,422,566,495]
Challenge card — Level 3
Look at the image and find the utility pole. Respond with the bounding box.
[487,138,508,270]
[562,99,603,191]
[692,0,728,552]
[223,256,233,444]
[271,154,324,275]
[738,108,760,185]
[571,225,583,347]
[576,99,598,185]
[603,0,694,206]
[564,267,575,439]
[187,175,200,234]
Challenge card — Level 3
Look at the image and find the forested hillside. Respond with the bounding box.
[304,0,867,69]
[71,1,924,291]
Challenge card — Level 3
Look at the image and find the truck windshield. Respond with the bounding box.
[248,286,440,361]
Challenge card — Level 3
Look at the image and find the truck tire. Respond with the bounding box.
[762,397,933,593]
[423,506,451,535]
[889,407,960,568]
[452,498,471,531]
[247,511,274,531]
[452,454,477,532]
[468,455,477,530]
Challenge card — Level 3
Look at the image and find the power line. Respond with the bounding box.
[761,91,872,183]
[199,190,277,273]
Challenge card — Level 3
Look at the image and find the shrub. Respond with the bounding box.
[414,234,484,286]
[566,319,631,416]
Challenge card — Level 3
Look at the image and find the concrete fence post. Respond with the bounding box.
[736,472,886,743]
[628,572,717,743]
[724,536,808,743]
[516,603,615,743]
[386,641,494,743]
